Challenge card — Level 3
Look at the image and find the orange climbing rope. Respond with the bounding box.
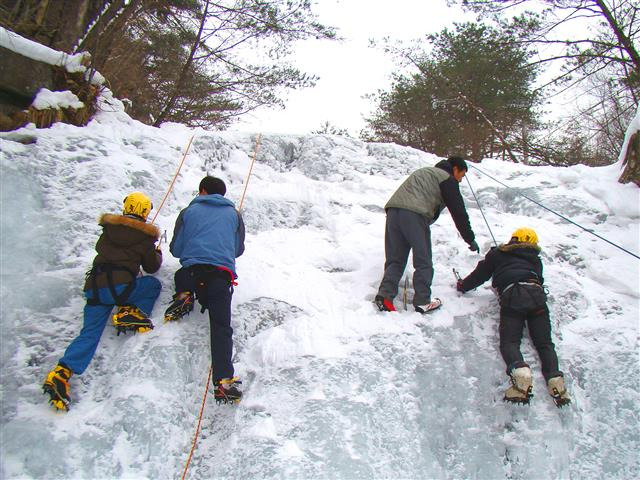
[181,366,212,480]
[150,134,195,225]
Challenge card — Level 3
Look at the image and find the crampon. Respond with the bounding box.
[214,377,243,405]
[43,365,72,412]
[503,385,533,405]
[548,376,571,408]
[164,292,194,322]
[504,366,533,405]
[112,306,154,335]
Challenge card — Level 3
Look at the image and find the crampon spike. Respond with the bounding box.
[42,385,70,412]
[552,396,571,408]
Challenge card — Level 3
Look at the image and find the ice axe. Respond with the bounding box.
[453,268,461,281]
[453,268,464,293]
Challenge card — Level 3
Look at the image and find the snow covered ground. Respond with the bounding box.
[1,100,639,479]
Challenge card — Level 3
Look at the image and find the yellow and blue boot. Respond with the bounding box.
[43,364,72,412]
[112,306,154,335]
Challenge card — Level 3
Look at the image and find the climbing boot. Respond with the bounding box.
[112,306,154,335]
[43,364,72,411]
[214,377,243,405]
[547,376,571,408]
[374,295,396,312]
[164,292,194,322]
[415,298,443,314]
[504,366,533,405]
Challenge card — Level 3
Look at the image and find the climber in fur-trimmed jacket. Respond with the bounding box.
[43,192,162,411]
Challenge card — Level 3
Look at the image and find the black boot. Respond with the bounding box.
[214,377,243,405]
[164,292,194,322]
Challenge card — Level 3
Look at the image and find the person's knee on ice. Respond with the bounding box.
[44,192,162,411]
[457,228,570,407]
[167,176,245,404]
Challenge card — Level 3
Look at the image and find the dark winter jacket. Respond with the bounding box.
[170,194,245,277]
[385,160,475,244]
[460,242,544,295]
[83,213,162,291]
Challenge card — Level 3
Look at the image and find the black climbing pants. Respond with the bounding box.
[175,266,235,382]
[498,283,562,381]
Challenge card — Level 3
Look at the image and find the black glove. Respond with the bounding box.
[456,279,465,293]
[468,240,480,253]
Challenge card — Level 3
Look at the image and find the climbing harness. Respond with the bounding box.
[85,264,137,306]
[469,165,640,260]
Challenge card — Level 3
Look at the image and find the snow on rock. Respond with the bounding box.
[0,27,91,74]
[31,89,84,110]
[618,103,640,164]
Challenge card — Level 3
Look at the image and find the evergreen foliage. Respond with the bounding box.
[366,22,540,161]
[451,0,639,174]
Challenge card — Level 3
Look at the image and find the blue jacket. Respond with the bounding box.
[169,195,245,277]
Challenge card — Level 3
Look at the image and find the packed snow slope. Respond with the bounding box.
[1,102,639,479]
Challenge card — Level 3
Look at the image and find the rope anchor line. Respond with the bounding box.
[465,175,497,247]
[150,134,195,225]
[469,165,640,261]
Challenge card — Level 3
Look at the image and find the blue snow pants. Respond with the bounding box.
[59,276,161,374]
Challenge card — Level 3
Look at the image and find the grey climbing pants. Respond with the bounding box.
[377,208,433,306]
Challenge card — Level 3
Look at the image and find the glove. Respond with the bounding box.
[456,279,465,293]
[468,240,480,253]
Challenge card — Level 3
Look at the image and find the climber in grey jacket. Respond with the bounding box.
[375,156,478,314]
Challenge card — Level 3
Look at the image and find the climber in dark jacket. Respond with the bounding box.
[376,156,478,314]
[457,227,570,407]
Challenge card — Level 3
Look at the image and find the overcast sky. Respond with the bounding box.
[234,0,474,136]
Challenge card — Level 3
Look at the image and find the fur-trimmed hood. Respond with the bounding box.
[498,242,541,253]
[83,213,162,291]
[99,213,160,240]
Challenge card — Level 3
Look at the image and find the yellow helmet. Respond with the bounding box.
[510,227,538,245]
[123,192,153,220]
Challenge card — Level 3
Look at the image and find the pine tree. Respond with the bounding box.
[366,21,540,161]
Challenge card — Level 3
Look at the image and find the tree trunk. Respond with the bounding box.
[619,131,640,185]
[76,0,142,71]
[153,0,210,127]
[594,0,640,74]
[75,0,127,53]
